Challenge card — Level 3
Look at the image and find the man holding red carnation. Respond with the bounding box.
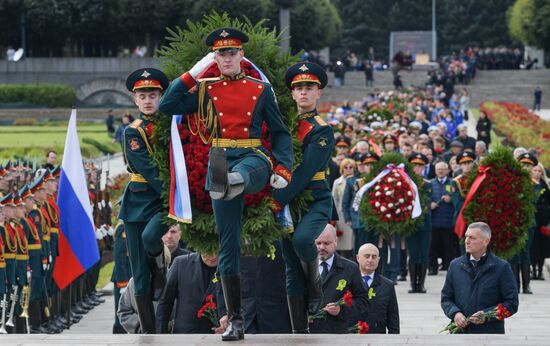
[441,222,518,334]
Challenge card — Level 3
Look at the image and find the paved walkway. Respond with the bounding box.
[60,262,550,336]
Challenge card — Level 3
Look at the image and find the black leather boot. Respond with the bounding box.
[417,264,427,293]
[407,262,417,293]
[521,263,533,294]
[220,275,244,341]
[286,295,309,333]
[301,258,323,315]
[134,294,156,334]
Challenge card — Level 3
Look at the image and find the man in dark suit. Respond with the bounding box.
[156,253,219,333]
[217,242,291,334]
[310,224,368,334]
[351,243,400,333]
[161,224,189,262]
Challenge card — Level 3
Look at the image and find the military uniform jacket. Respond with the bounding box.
[451,174,469,222]
[30,207,49,268]
[272,110,335,207]
[158,71,293,186]
[45,195,60,256]
[111,223,131,288]
[310,254,368,334]
[119,116,164,222]
[0,230,5,293]
[417,179,433,233]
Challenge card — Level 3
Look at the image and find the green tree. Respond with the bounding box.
[289,0,341,52]
[508,0,536,45]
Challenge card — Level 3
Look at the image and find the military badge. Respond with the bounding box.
[129,138,141,151]
[318,136,328,147]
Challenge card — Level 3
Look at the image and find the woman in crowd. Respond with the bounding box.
[476,110,492,148]
[530,162,550,280]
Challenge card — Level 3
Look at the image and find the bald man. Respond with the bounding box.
[309,224,368,334]
[350,243,400,334]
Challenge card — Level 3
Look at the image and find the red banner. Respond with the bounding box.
[454,165,491,238]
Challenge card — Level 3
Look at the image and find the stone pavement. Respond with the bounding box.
[58,262,550,337]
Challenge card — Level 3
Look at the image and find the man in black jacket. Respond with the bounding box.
[310,224,368,333]
[441,222,518,334]
[216,242,291,334]
[351,243,400,334]
[156,253,219,333]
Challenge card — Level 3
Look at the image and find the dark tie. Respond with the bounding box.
[321,262,329,281]
[363,275,371,288]
[470,259,477,269]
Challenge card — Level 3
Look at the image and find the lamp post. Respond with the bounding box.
[432,0,437,61]
[276,0,295,54]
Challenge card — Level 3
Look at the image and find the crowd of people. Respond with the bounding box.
[0,152,107,334]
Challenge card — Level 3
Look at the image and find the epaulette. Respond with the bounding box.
[314,115,328,126]
[130,119,143,129]
[423,178,431,184]
[245,75,265,84]
[197,77,222,83]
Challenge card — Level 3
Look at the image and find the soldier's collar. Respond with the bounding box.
[298,109,318,120]
[221,72,246,81]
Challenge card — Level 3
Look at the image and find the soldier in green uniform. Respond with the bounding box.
[508,153,538,294]
[406,153,432,294]
[159,28,293,341]
[269,62,334,333]
[13,193,29,333]
[0,164,11,197]
[1,193,18,330]
[110,221,132,334]
[118,67,170,334]
[0,200,8,331]
[450,151,476,225]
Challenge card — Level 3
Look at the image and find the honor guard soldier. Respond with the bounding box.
[0,164,11,197]
[509,153,539,294]
[407,153,433,293]
[159,28,293,341]
[110,221,132,334]
[13,193,29,332]
[450,151,476,228]
[270,62,334,333]
[119,67,170,334]
[0,201,6,331]
[1,194,18,320]
[382,134,398,153]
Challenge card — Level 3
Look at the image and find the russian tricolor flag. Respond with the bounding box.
[53,109,100,289]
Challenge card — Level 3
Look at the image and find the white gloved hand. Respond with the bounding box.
[49,255,52,263]
[270,174,288,189]
[107,226,115,237]
[27,270,32,280]
[120,286,127,296]
[42,263,48,271]
[189,52,216,79]
[95,228,103,240]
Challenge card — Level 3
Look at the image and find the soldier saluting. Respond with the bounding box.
[159,28,293,341]
[118,67,170,334]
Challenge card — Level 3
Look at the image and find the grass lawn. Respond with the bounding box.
[96,261,114,290]
[0,123,119,161]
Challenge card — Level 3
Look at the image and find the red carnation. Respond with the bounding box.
[342,290,353,307]
[540,226,550,236]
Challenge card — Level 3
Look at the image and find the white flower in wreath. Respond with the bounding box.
[397,181,402,186]
[394,173,400,178]
[375,185,380,190]
[375,191,381,197]
[399,198,405,203]
[380,206,387,212]
[385,191,393,196]
[387,177,394,182]
[384,187,388,191]
[407,191,412,196]
[386,213,392,218]
[408,205,413,210]
[388,203,394,208]
[396,208,401,214]
[375,201,380,207]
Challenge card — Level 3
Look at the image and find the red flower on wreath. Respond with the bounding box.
[540,226,550,236]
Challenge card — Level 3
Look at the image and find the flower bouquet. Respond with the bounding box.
[197,294,219,327]
[309,290,353,322]
[349,320,370,334]
[441,304,511,334]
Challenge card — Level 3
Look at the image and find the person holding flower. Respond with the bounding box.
[441,222,518,334]
[309,224,368,334]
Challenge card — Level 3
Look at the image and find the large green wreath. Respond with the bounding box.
[358,152,427,239]
[151,12,310,256]
[462,145,535,259]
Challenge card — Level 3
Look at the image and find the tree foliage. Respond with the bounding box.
[508,0,550,51]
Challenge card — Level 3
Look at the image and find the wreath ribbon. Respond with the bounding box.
[454,165,491,238]
[353,163,421,219]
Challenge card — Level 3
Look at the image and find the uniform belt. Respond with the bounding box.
[50,227,59,234]
[4,253,16,259]
[311,171,326,181]
[0,262,5,268]
[28,244,42,250]
[130,173,148,183]
[16,254,29,260]
[43,235,51,241]
[211,139,262,149]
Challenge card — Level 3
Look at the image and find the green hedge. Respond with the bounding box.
[0,84,76,107]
